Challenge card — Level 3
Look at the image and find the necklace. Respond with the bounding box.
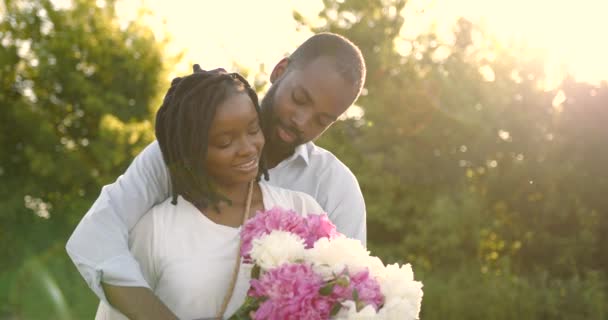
[216,180,254,319]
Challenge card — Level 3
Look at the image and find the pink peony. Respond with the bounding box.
[332,269,384,311]
[241,207,308,262]
[350,269,384,310]
[302,213,340,248]
[249,263,333,320]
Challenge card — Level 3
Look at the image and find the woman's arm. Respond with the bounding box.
[102,284,178,320]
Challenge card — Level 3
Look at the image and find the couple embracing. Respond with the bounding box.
[67,32,368,319]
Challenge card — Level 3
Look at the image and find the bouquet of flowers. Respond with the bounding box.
[229,207,423,320]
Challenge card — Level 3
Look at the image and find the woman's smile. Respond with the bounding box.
[234,157,259,172]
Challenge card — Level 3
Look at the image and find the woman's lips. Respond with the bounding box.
[234,158,258,171]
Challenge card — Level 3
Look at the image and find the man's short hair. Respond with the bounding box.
[288,32,366,98]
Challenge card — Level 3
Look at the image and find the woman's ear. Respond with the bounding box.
[269,58,289,84]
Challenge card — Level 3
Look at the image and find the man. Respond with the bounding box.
[67,32,367,319]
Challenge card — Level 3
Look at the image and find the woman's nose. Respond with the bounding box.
[237,137,259,156]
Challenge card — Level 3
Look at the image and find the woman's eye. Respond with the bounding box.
[249,125,261,134]
[215,140,231,148]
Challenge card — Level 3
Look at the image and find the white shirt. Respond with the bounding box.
[66,140,366,303]
[95,182,324,319]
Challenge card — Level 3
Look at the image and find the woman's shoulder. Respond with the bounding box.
[129,196,201,252]
[260,182,324,216]
[134,196,193,231]
[260,181,313,201]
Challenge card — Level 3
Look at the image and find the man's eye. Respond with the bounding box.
[292,92,305,105]
[317,117,333,127]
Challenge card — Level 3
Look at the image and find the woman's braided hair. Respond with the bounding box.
[155,65,268,210]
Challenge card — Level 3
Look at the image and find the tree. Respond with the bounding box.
[0,0,171,316]
[296,0,607,318]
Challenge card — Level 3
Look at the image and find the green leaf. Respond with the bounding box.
[251,264,261,280]
[352,288,359,301]
[319,283,335,296]
[336,275,350,287]
[227,296,259,320]
[330,302,342,316]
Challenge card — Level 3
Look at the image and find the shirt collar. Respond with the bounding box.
[285,143,310,165]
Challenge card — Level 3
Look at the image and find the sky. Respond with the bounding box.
[114,0,323,78]
[113,0,607,85]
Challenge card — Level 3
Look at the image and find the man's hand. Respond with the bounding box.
[102,283,178,320]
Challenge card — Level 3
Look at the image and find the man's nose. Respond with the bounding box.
[290,108,311,132]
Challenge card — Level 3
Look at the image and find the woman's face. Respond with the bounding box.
[205,91,265,187]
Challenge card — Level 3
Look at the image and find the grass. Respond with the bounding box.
[1,242,98,319]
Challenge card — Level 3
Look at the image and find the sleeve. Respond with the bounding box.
[318,162,367,246]
[65,141,170,303]
[128,207,160,290]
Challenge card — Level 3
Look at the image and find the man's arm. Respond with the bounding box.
[65,141,175,317]
[320,161,367,245]
[101,207,177,320]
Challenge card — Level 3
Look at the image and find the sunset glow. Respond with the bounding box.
[112,0,607,85]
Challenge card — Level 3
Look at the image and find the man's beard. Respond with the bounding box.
[260,81,303,154]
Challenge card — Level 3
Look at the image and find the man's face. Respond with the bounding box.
[261,57,356,154]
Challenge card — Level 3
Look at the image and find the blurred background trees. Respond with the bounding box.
[306,0,607,318]
[1,0,606,318]
[0,0,169,317]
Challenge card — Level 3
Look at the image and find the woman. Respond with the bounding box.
[95,69,323,319]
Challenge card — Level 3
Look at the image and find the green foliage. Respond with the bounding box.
[0,0,170,316]
[420,269,607,320]
[1,0,606,317]
[301,0,608,317]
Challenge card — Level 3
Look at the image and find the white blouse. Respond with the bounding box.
[95,182,324,320]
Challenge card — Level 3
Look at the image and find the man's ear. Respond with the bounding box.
[270,58,289,84]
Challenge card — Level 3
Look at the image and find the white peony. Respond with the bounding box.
[376,263,423,318]
[249,230,306,271]
[305,236,375,280]
[334,301,380,320]
[364,255,386,279]
[376,298,421,320]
